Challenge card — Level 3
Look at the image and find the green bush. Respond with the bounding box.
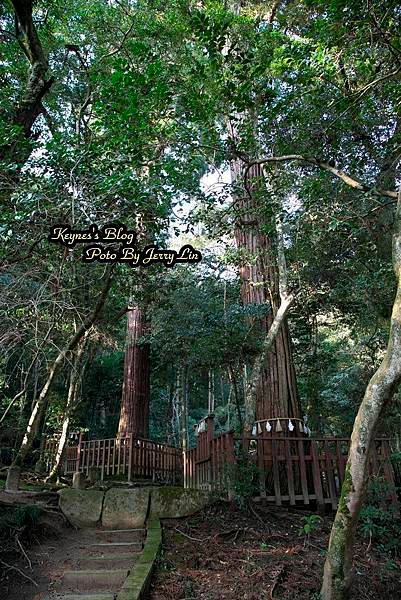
[223,452,261,509]
[359,476,401,557]
[0,504,42,537]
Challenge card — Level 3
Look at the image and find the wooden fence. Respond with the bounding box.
[44,434,182,484]
[183,417,399,510]
[43,419,398,510]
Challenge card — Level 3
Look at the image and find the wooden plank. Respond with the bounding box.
[298,440,309,505]
[284,439,296,505]
[336,439,345,484]
[112,439,116,475]
[146,441,150,477]
[139,439,144,477]
[272,439,281,506]
[258,438,267,499]
[127,435,132,483]
[117,438,121,475]
[380,440,399,507]
[311,440,324,511]
[324,441,338,510]
[143,441,147,477]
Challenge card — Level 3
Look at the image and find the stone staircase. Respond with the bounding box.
[46,527,146,600]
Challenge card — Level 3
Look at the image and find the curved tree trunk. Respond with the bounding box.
[1,1,54,165]
[5,266,113,490]
[45,337,87,483]
[321,185,401,599]
[118,305,150,439]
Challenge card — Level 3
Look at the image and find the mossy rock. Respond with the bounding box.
[102,487,150,529]
[149,486,214,519]
[58,488,104,528]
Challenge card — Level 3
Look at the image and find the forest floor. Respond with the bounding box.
[1,487,400,600]
[0,505,78,600]
[149,501,401,600]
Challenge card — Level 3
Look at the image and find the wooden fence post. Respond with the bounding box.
[183,449,188,489]
[128,434,133,483]
[311,440,325,515]
[76,432,83,473]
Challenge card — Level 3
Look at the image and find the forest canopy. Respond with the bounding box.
[0,1,400,599]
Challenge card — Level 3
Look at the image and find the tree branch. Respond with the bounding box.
[243,155,398,200]
[1,1,54,161]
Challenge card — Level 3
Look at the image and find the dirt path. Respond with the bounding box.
[1,520,145,599]
[1,522,82,600]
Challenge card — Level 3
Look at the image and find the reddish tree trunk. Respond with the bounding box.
[118,306,150,438]
[233,163,300,422]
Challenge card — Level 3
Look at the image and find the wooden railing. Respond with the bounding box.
[45,434,182,484]
[239,436,398,509]
[184,431,235,491]
[44,420,398,510]
[183,417,399,510]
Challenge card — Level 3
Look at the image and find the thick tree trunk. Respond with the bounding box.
[321,186,401,599]
[45,338,87,483]
[117,306,150,439]
[6,266,113,489]
[232,161,300,427]
[244,293,295,434]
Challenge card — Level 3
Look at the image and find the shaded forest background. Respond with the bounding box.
[1,0,400,458]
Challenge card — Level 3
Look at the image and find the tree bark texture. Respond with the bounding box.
[1,1,54,164]
[321,186,401,600]
[117,306,150,439]
[45,338,87,482]
[232,160,300,423]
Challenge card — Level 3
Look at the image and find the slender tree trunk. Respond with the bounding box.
[179,366,189,487]
[6,267,113,488]
[321,185,401,599]
[226,384,232,430]
[172,368,182,447]
[181,367,189,452]
[208,369,215,414]
[228,364,243,431]
[45,338,87,483]
[118,305,150,438]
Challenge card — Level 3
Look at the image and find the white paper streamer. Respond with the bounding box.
[252,425,257,436]
[288,419,294,432]
[266,420,272,432]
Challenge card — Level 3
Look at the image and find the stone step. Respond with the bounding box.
[48,594,115,600]
[100,528,146,533]
[74,554,136,570]
[62,568,129,592]
[93,528,145,542]
[85,541,142,556]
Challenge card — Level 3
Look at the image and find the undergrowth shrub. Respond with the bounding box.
[359,475,401,558]
[0,504,43,548]
[223,453,261,509]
